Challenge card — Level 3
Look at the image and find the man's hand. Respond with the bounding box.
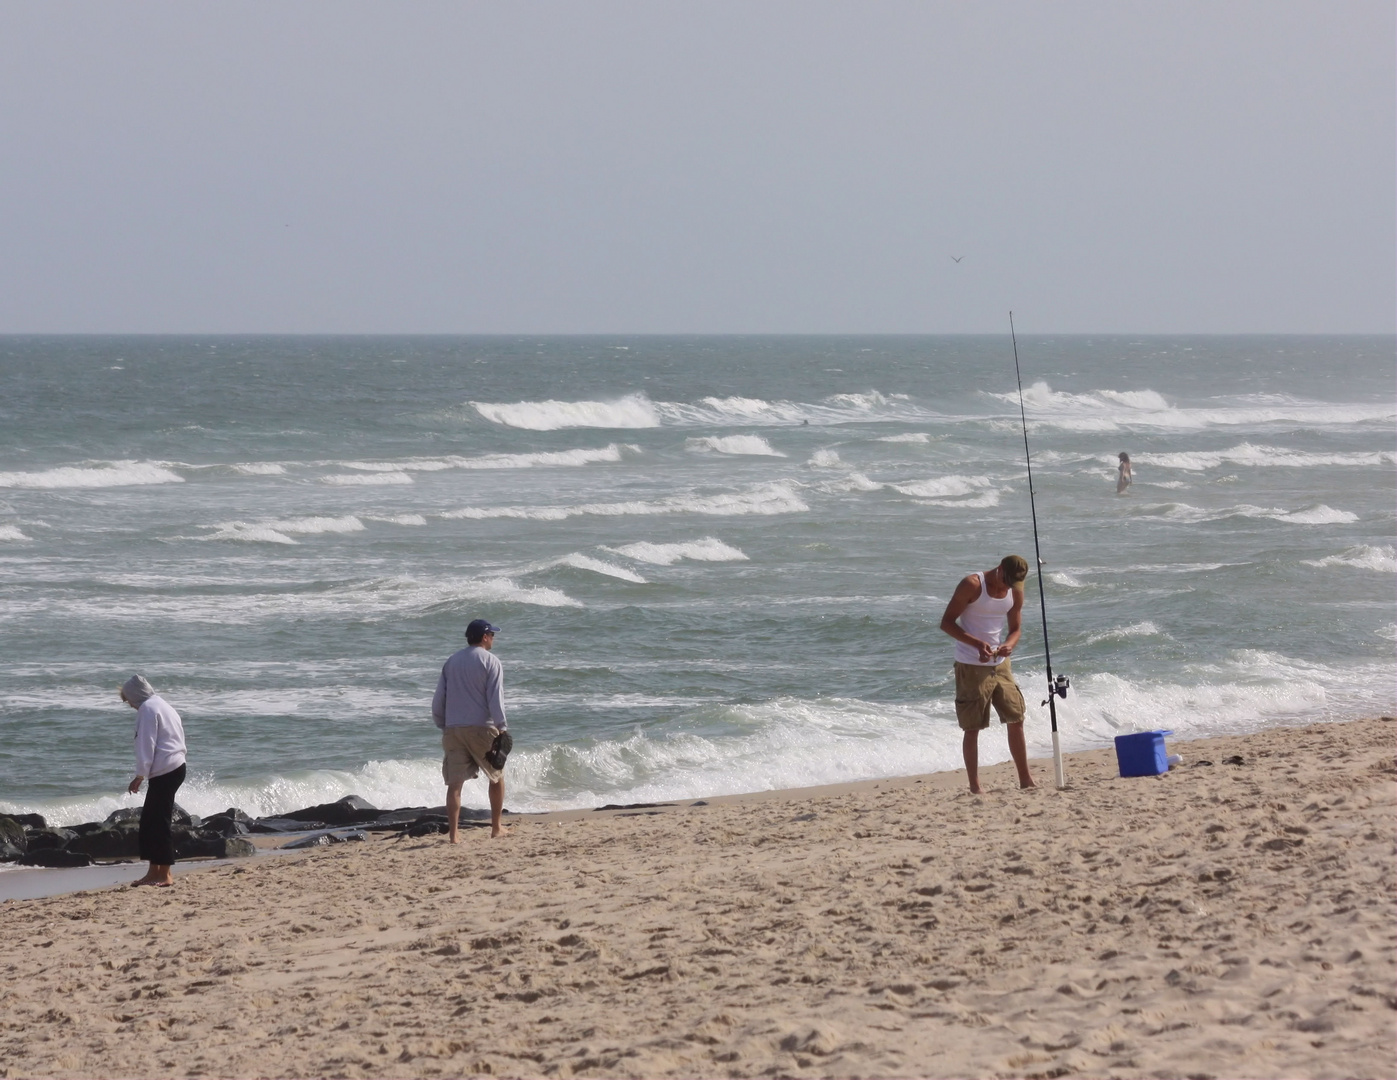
[976,640,997,663]
[128,776,143,795]
[994,641,1015,658]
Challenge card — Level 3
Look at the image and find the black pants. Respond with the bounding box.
[139,764,186,865]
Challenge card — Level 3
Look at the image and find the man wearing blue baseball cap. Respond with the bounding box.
[432,618,510,840]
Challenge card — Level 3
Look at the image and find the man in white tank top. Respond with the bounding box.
[939,554,1036,794]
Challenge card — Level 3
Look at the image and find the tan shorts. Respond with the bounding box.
[442,725,504,786]
[954,660,1026,731]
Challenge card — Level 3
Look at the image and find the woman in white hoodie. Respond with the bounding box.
[120,675,187,887]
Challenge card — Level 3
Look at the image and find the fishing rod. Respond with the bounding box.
[1009,312,1069,790]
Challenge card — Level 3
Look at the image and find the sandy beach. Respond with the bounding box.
[1,716,1392,1080]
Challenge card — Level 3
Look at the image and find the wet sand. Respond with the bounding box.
[1,717,1393,1079]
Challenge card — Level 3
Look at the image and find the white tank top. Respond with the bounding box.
[954,571,1014,666]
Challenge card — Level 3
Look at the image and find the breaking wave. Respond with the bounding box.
[0,461,185,489]
[604,538,749,566]
[685,435,785,457]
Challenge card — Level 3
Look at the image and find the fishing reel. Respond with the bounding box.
[1042,673,1070,707]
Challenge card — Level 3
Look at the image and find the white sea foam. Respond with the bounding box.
[367,514,428,526]
[605,538,749,565]
[231,462,287,475]
[1049,572,1086,588]
[1084,621,1164,645]
[1156,502,1359,526]
[0,461,184,488]
[807,449,844,468]
[476,389,935,431]
[877,432,932,443]
[1304,545,1397,572]
[472,393,659,430]
[441,481,809,522]
[203,515,367,544]
[337,445,631,472]
[1377,624,1397,642]
[1138,443,1397,471]
[0,525,29,541]
[1274,505,1360,525]
[550,554,648,583]
[686,435,785,457]
[321,471,414,485]
[990,383,1395,432]
[890,475,992,499]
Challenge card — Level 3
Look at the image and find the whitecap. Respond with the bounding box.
[367,514,428,526]
[551,554,648,583]
[231,462,287,476]
[202,515,367,544]
[0,461,184,489]
[685,435,785,457]
[442,482,809,522]
[321,471,414,486]
[877,432,931,443]
[891,475,992,499]
[604,538,749,565]
[472,393,659,430]
[1304,545,1396,572]
[1084,621,1164,645]
[337,445,631,472]
[1138,443,1396,471]
[0,525,29,541]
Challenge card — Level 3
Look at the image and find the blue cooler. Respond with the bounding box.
[1114,730,1173,777]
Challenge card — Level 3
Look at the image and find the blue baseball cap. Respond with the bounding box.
[465,619,501,640]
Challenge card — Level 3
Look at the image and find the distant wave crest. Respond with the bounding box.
[605,538,749,566]
[0,461,184,489]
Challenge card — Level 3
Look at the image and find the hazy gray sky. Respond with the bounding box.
[1,2,1392,333]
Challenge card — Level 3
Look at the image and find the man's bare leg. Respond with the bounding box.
[445,782,463,844]
[1007,721,1036,789]
[962,728,984,794]
[488,778,505,838]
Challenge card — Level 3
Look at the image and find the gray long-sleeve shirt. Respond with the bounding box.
[432,646,507,730]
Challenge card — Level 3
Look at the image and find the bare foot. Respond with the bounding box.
[447,834,461,845]
[968,784,986,795]
[131,877,172,888]
[1020,780,1038,790]
[490,827,509,839]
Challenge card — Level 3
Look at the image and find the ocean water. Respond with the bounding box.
[0,335,1392,828]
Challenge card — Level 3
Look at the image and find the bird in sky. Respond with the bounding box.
[951,255,964,263]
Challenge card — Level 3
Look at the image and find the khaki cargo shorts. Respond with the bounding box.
[442,725,504,786]
[954,659,1026,731]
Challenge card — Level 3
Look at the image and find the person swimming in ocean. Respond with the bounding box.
[1116,452,1132,495]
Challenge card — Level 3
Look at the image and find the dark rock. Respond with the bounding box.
[105,807,143,825]
[68,821,109,837]
[172,803,201,828]
[200,814,251,838]
[67,822,142,859]
[23,827,76,852]
[216,807,254,824]
[12,813,46,829]
[172,831,255,859]
[367,806,433,828]
[249,817,324,833]
[280,828,367,849]
[404,820,448,837]
[222,836,256,858]
[0,815,27,860]
[594,801,676,811]
[173,832,225,859]
[18,848,92,868]
[279,795,380,825]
